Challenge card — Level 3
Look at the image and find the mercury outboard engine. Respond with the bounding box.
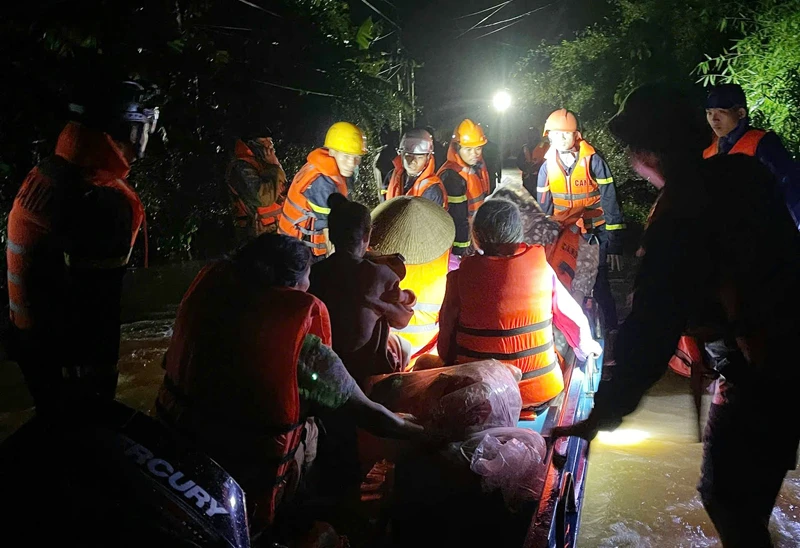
[0,399,250,547]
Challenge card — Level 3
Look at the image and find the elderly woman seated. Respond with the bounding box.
[490,180,600,304]
[437,198,601,410]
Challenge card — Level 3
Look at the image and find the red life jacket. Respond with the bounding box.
[543,140,604,229]
[7,122,145,330]
[703,129,766,159]
[455,244,564,408]
[546,224,581,291]
[227,139,287,232]
[386,155,448,208]
[279,148,348,256]
[437,141,490,218]
[156,261,332,531]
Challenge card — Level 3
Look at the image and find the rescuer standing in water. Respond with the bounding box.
[553,83,800,548]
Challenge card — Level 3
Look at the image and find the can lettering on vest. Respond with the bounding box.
[573,178,590,188]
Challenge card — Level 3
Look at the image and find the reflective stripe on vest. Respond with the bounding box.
[392,250,449,357]
[703,129,767,159]
[455,244,564,407]
[545,141,604,228]
[386,156,448,209]
[279,150,348,256]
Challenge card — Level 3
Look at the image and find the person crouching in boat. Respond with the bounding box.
[155,233,426,539]
[369,196,456,368]
[437,198,602,411]
[309,193,416,385]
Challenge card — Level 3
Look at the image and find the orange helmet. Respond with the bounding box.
[452,119,488,147]
[543,109,579,135]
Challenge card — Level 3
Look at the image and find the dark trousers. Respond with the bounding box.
[590,230,618,330]
[698,386,799,547]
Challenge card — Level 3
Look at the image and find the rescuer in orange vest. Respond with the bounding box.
[370,196,456,367]
[516,126,549,198]
[381,128,446,207]
[704,83,800,227]
[554,83,800,548]
[226,127,287,242]
[437,199,601,410]
[437,119,491,256]
[7,80,157,413]
[156,233,427,538]
[537,109,625,354]
[279,121,366,260]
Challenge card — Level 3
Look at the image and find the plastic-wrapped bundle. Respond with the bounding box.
[449,427,547,511]
[366,360,522,438]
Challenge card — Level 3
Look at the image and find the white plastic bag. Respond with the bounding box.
[451,427,547,511]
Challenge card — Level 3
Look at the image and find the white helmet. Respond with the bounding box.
[397,128,434,156]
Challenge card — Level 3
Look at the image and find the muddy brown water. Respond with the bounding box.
[0,261,797,546]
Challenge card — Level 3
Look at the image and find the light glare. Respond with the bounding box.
[597,429,650,446]
[492,90,512,112]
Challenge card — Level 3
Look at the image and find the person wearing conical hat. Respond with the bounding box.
[370,196,455,365]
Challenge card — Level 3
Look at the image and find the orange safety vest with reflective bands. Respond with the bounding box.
[156,261,332,531]
[386,155,448,208]
[703,129,766,159]
[392,249,450,359]
[279,148,348,256]
[437,142,490,218]
[455,244,564,407]
[7,122,145,330]
[546,224,581,291]
[544,141,604,229]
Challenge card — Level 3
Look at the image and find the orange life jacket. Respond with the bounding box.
[7,122,145,330]
[156,261,332,531]
[703,128,766,159]
[393,249,450,361]
[546,224,581,291]
[437,141,490,218]
[522,142,549,175]
[386,155,448,208]
[279,148,349,256]
[227,139,286,231]
[455,244,564,407]
[544,140,604,229]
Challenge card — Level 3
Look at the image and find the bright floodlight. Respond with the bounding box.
[492,90,512,112]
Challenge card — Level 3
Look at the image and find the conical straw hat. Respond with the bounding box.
[370,196,455,265]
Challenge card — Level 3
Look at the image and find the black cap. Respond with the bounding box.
[608,83,708,154]
[706,84,747,110]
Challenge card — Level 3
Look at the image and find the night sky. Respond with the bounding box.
[349,0,610,141]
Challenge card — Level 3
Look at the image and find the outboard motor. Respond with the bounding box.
[0,399,250,547]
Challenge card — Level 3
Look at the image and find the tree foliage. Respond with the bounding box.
[695,0,800,155]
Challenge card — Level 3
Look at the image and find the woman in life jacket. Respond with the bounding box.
[437,198,602,411]
[155,233,426,540]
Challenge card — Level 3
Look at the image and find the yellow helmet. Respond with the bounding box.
[452,119,488,147]
[324,121,367,155]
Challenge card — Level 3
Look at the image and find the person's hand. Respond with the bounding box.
[607,253,623,272]
[550,414,601,442]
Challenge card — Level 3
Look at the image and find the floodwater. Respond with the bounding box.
[0,258,798,547]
